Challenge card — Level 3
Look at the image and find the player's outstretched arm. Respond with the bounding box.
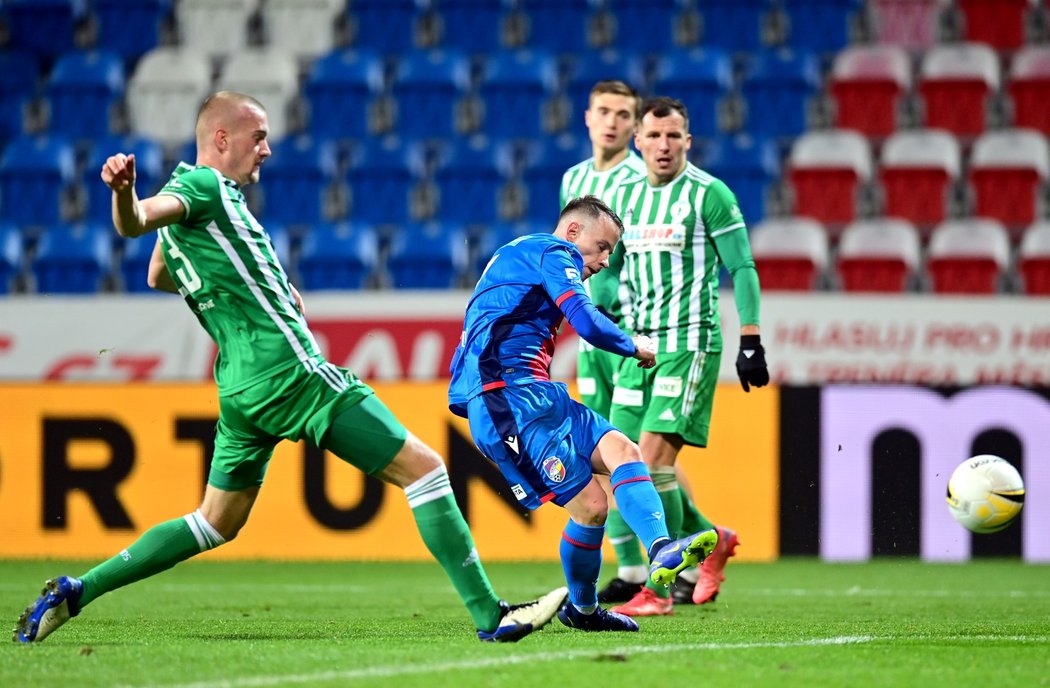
[101,153,184,238]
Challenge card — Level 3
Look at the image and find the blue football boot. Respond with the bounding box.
[13,576,83,643]
[649,529,719,587]
[558,603,639,632]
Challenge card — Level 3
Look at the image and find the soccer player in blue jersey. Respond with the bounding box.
[449,195,718,631]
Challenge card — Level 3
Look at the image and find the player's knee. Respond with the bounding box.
[381,433,446,488]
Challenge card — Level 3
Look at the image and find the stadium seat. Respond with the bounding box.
[93,0,170,61]
[926,218,1010,294]
[45,50,125,140]
[117,234,158,293]
[176,0,257,58]
[870,0,942,52]
[606,0,688,54]
[304,49,385,141]
[387,221,469,289]
[257,135,341,226]
[474,219,537,276]
[478,50,560,140]
[0,135,76,226]
[297,221,379,290]
[699,0,773,54]
[31,222,113,294]
[522,134,589,218]
[740,48,822,139]
[835,217,921,292]
[1018,220,1050,295]
[3,0,82,60]
[218,49,300,141]
[783,0,864,55]
[261,0,344,59]
[349,0,422,54]
[391,49,472,139]
[434,0,511,54]
[651,48,734,138]
[878,128,961,233]
[700,133,780,222]
[516,0,596,53]
[919,42,1000,139]
[434,136,516,225]
[829,44,911,139]
[346,136,428,225]
[0,223,23,294]
[1007,45,1050,137]
[968,128,1049,237]
[958,0,1030,51]
[565,49,647,125]
[787,129,872,233]
[749,216,829,291]
[85,135,165,222]
[0,50,39,144]
[126,47,212,146]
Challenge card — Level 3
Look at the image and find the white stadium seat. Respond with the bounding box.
[262,0,345,59]
[126,47,213,146]
[218,48,300,140]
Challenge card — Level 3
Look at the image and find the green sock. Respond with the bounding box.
[679,486,714,533]
[79,511,220,607]
[647,467,683,598]
[406,468,501,632]
[606,508,646,569]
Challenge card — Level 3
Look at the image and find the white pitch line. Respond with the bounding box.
[134,636,877,688]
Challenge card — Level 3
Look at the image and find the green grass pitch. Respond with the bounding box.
[2,559,1047,688]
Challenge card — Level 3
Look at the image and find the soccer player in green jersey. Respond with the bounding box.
[607,97,769,617]
[561,82,716,607]
[14,91,566,644]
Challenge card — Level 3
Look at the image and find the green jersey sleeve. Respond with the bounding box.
[158,165,220,226]
[703,178,761,327]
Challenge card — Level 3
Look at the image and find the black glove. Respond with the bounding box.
[736,334,769,393]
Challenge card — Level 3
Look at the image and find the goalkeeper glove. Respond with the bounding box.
[736,334,769,393]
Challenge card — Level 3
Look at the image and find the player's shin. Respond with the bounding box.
[609,462,671,555]
[560,520,605,613]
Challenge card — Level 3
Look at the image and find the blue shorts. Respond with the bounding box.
[466,381,615,511]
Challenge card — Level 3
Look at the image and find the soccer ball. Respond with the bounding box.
[946,455,1025,534]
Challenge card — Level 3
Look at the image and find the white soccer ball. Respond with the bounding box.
[946,455,1025,534]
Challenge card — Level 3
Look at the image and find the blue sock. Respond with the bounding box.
[610,462,671,556]
[560,520,605,613]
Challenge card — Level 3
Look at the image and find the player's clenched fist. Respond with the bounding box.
[100,153,137,192]
[631,334,657,369]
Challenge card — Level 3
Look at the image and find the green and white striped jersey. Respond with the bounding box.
[560,151,647,321]
[157,163,331,396]
[612,161,748,354]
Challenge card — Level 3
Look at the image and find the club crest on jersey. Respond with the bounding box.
[542,456,567,483]
[564,267,581,283]
[671,200,692,221]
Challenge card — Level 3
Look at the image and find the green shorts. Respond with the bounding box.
[210,362,407,491]
[576,340,622,421]
[609,350,721,448]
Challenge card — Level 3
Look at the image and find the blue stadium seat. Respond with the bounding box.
[698,0,772,54]
[346,136,428,225]
[0,135,76,226]
[117,234,157,293]
[741,48,821,139]
[85,135,165,222]
[522,134,589,215]
[474,219,538,276]
[93,0,170,61]
[783,0,863,54]
[46,50,125,140]
[479,50,560,139]
[0,223,23,294]
[517,0,596,53]
[3,0,84,60]
[565,49,647,123]
[31,223,113,294]
[434,136,515,225]
[388,221,469,289]
[606,0,688,54]
[435,0,510,54]
[651,48,734,138]
[0,50,39,144]
[258,135,341,225]
[349,0,422,54]
[297,221,379,290]
[698,133,780,223]
[304,49,385,141]
[392,49,472,139]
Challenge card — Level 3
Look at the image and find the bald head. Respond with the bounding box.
[195,91,266,149]
[193,91,272,185]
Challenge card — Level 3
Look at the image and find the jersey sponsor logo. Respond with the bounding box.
[564,267,581,283]
[504,435,520,454]
[622,224,687,253]
[542,456,567,483]
[654,376,683,398]
[612,386,644,407]
[511,484,528,501]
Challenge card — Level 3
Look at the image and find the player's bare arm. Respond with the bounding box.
[102,153,185,238]
[146,239,178,294]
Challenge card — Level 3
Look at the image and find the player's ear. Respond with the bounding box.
[565,221,580,242]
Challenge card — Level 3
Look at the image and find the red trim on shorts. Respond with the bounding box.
[561,533,603,550]
[612,475,653,492]
[539,492,556,503]
[482,381,507,392]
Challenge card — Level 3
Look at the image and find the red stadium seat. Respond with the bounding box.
[878,128,961,234]
[835,218,921,292]
[919,43,1000,139]
[1018,220,1050,295]
[871,0,942,52]
[926,218,1010,294]
[968,128,1049,237]
[958,0,1030,51]
[788,129,872,234]
[830,44,911,139]
[749,216,828,291]
[1008,45,1050,137]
